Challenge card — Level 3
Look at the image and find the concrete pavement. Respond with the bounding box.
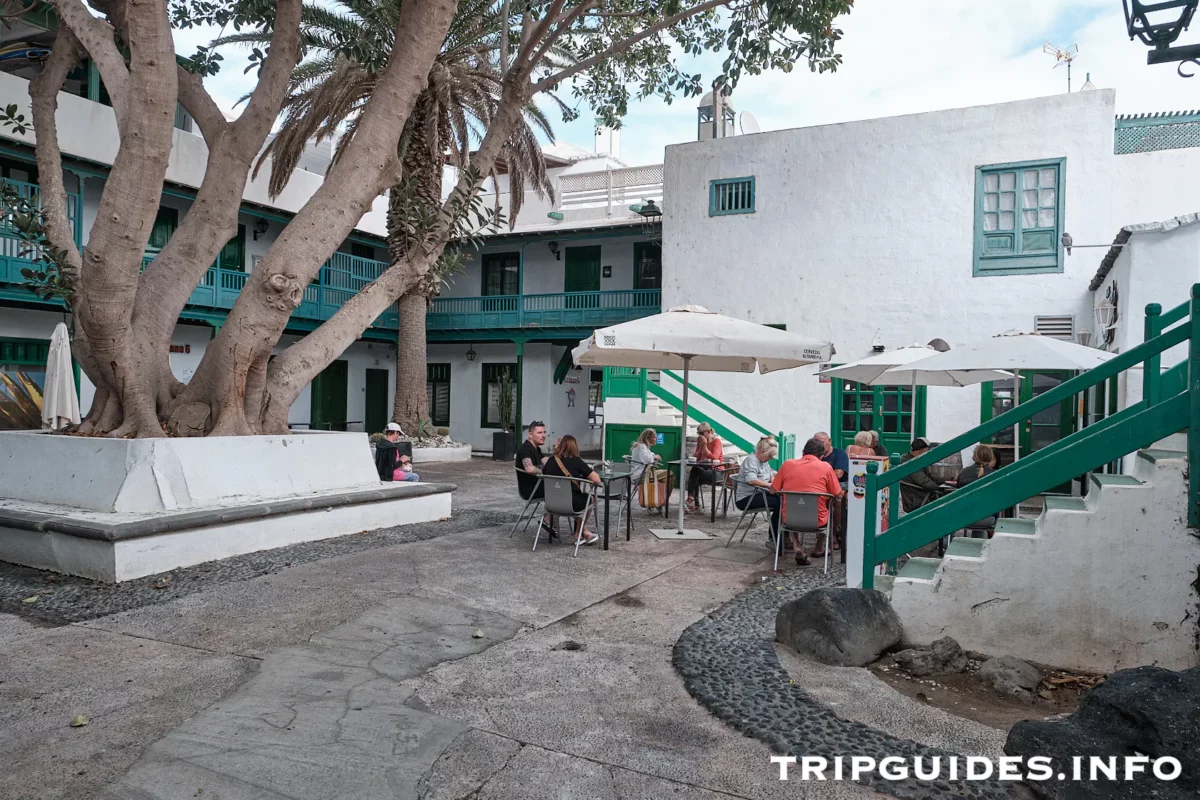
[2,459,894,800]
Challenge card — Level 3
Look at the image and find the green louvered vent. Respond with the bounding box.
[1115,111,1200,155]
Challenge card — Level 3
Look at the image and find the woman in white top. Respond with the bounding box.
[734,437,781,538]
[629,427,662,484]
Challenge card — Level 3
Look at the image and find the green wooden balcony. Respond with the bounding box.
[427,289,661,332]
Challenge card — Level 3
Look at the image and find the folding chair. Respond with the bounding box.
[541,474,598,557]
[509,467,546,539]
[777,491,836,575]
[725,476,777,545]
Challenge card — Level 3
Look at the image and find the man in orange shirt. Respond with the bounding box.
[771,438,844,566]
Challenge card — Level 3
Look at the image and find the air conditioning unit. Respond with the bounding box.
[1034,314,1075,340]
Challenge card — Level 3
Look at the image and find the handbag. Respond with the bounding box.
[638,467,672,509]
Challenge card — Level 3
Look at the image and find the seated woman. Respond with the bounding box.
[954,444,999,533]
[846,431,875,458]
[869,430,889,458]
[957,444,997,487]
[734,436,781,538]
[541,434,603,545]
[629,427,663,485]
[686,423,724,513]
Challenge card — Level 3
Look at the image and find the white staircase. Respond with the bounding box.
[883,448,1200,674]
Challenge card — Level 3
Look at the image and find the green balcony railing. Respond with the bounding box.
[861,288,1200,589]
[427,288,661,331]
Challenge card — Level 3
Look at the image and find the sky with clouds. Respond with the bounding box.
[182,0,1199,167]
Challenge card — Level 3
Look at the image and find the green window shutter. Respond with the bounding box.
[148,206,178,252]
[481,253,520,296]
[426,363,451,427]
[709,177,756,216]
[974,159,1064,276]
[219,225,246,272]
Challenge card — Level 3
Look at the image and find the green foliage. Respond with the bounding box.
[169,0,282,76]
[415,417,435,438]
[0,103,30,136]
[496,368,515,433]
[1,180,74,303]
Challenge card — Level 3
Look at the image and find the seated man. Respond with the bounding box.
[515,420,557,540]
[771,437,844,567]
[899,437,944,512]
[375,422,420,482]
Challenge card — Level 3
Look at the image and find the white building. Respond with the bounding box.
[622,89,1200,461]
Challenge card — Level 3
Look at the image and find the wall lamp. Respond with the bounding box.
[548,241,560,261]
[253,219,270,241]
[465,345,477,362]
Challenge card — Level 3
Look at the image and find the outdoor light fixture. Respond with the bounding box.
[633,198,663,239]
[465,345,477,362]
[548,241,560,261]
[253,218,269,240]
[1123,0,1200,75]
[1095,298,1118,330]
[1077,330,1093,347]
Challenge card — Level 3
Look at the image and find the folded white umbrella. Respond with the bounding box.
[824,345,1010,445]
[891,331,1115,460]
[573,306,833,542]
[41,322,80,430]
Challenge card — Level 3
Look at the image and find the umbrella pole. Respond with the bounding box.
[677,356,691,535]
[910,374,917,443]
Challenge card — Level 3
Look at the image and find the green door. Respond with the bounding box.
[311,359,348,430]
[833,379,926,457]
[365,368,389,434]
[219,224,246,271]
[564,245,601,309]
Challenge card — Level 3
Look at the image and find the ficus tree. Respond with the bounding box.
[24,0,852,438]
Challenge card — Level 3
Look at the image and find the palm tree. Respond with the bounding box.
[219,0,559,434]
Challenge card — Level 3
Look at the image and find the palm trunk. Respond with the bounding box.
[392,291,429,432]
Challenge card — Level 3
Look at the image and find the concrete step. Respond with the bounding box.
[945,536,986,559]
[1044,495,1088,512]
[1137,448,1186,464]
[994,518,1037,536]
[874,574,895,598]
[1089,473,1143,488]
[897,556,940,583]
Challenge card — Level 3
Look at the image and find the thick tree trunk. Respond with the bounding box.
[179,0,458,437]
[391,291,429,432]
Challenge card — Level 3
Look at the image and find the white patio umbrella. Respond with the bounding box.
[823,345,1010,444]
[41,322,80,430]
[891,332,1114,461]
[572,305,833,538]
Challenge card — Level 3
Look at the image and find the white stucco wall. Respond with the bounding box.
[0,71,388,237]
[660,91,1126,445]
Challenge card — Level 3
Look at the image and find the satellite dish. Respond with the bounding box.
[739,111,761,135]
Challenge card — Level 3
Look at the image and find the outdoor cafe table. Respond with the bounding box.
[666,458,740,523]
[593,464,634,551]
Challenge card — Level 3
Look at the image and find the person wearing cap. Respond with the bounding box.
[375,422,420,482]
[899,437,943,512]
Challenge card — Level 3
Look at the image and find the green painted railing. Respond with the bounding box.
[612,368,792,468]
[862,287,1200,589]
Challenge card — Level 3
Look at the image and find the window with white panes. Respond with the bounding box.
[974,159,1064,276]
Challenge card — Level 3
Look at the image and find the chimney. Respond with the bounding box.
[595,127,621,160]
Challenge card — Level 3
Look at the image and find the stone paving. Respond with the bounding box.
[0,458,1020,800]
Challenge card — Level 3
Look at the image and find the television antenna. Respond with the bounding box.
[1043,42,1080,92]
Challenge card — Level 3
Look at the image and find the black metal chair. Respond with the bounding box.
[777,490,836,574]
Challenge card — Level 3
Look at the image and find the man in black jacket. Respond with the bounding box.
[899,437,943,512]
[375,423,419,482]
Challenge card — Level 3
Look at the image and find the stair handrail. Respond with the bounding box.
[861,286,1200,589]
[645,380,757,457]
[657,369,773,438]
[873,321,1188,496]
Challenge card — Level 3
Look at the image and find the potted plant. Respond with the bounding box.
[492,368,516,461]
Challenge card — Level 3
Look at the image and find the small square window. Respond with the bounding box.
[709,177,755,216]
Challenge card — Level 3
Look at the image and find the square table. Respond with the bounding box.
[593,464,634,551]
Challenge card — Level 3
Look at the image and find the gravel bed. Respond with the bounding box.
[673,567,1015,800]
[0,508,513,625]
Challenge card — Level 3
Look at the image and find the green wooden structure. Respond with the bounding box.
[602,366,795,469]
[861,287,1200,589]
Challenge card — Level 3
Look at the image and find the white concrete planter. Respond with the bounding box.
[0,430,379,512]
[411,444,472,463]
